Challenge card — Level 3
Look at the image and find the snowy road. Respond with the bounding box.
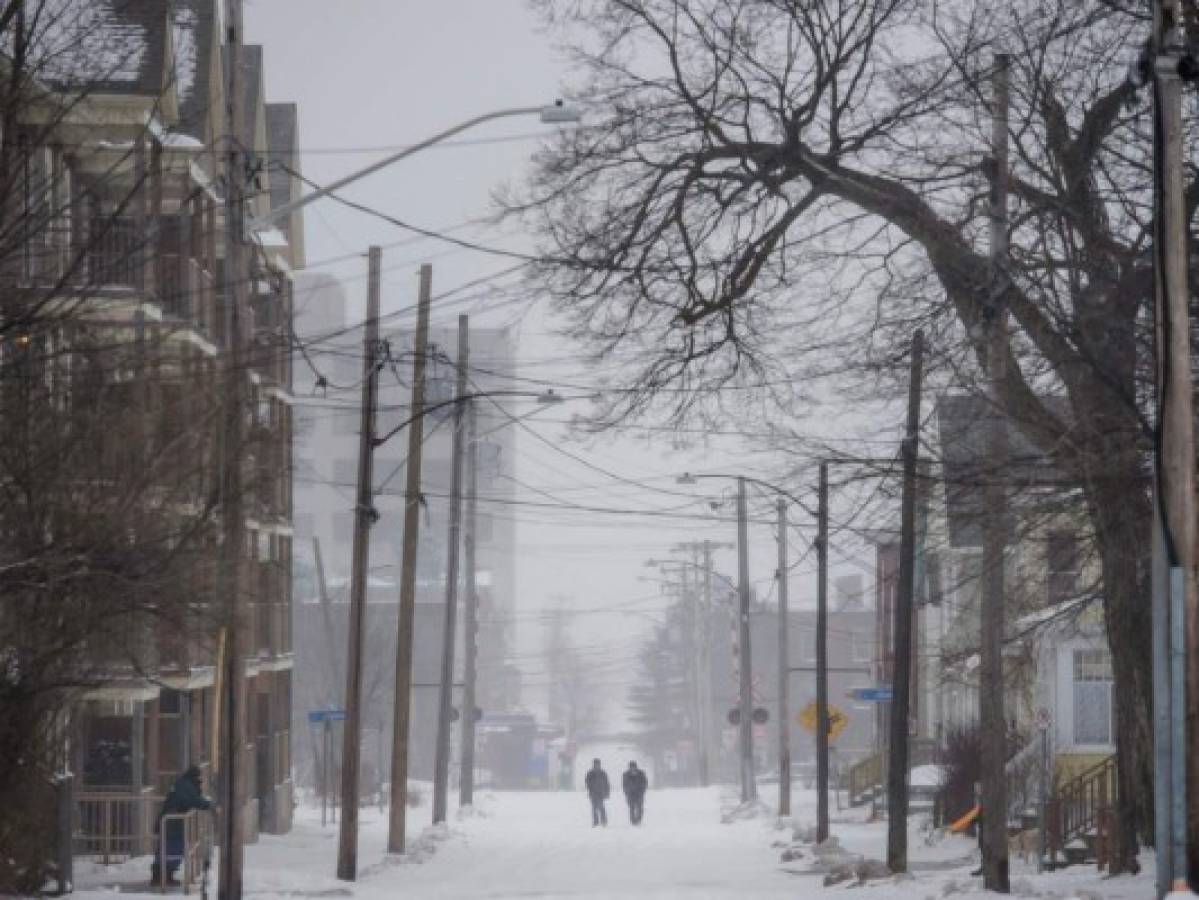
[242,787,798,900]
[72,785,1156,900]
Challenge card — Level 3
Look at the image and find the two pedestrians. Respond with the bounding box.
[622,761,647,825]
[584,758,610,826]
[585,758,649,827]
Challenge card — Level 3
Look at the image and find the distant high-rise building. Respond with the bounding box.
[290,296,521,783]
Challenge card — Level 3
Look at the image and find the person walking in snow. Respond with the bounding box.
[584,758,610,827]
[622,760,648,825]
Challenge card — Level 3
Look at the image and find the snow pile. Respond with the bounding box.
[382,822,454,866]
[719,791,772,823]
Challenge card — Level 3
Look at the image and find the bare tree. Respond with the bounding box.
[513,0,1171,871]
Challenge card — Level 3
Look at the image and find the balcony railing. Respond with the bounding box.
[86,217,139,288]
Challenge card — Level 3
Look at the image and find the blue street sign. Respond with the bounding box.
[308,708,347,723]
[848,686,893,702]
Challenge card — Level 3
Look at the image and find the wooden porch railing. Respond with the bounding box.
[74,788,159,863]
[1046,754,1117,870]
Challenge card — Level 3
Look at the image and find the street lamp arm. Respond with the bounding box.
[249,103,578,231]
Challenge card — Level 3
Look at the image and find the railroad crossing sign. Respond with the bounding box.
[798,701,848,741]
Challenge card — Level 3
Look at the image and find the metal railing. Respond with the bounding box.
[848,752,884,806]
[155,810,213,894]
[1004,739,1042,824]
[1045,754,1117,869]
[74,789,159,863]
[846,739,938,807]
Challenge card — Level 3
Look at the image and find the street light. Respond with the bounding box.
[248,101,582,232]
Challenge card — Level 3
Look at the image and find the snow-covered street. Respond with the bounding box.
[72,785,1157,900]
[256,788,797,900]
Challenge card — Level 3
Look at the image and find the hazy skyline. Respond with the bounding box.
[243,0,875,727]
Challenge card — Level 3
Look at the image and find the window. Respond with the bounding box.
[1073,648,1114,745]
[1047,530,1080,605]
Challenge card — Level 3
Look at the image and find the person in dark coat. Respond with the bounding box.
[151,766,213,885]
[622,760,648,825]
[584,758,610,827]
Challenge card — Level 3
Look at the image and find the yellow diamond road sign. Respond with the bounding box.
[799,701,848,741]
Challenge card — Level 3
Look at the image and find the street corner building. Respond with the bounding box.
[0,0,305,887]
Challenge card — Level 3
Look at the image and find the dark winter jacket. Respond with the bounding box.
[622,767,648,799]
[158,769,212,827]
[584,768,610,799]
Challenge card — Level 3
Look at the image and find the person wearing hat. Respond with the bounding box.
[583,758,610,827]
[151,766,212,886]
[622,760,648,825]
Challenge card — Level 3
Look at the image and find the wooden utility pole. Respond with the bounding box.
[886,329,924,874]
[1151,3,1197,892]
[979,53,1011,894]
[459,398,479,807]
[816,462,830,843]
[336,246,382,880]
[388,264,434,853]
[735,477,757,803]
[218,1,248,897]
[433,316,470,824]
[697,541,715,787]
[777,499,792,818]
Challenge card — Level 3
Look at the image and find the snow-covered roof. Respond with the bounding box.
[1012,594,1096,635]
[34,0,168,96]
[171,0,217,138]
[253,227,290,250]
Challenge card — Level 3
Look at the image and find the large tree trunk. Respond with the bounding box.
[1084,448,1153,874]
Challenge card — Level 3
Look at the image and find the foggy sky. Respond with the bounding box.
[243,1,873,729]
